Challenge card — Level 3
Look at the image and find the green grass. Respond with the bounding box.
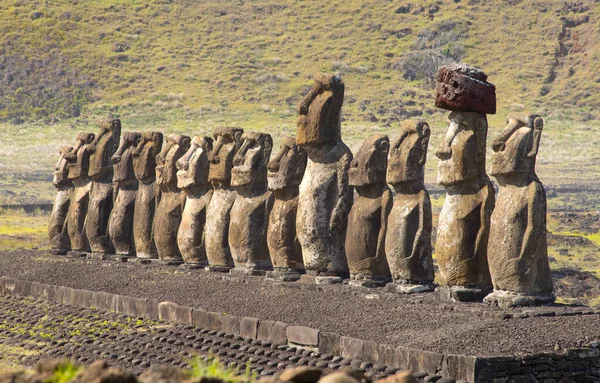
[188,356,256,383]
[45,361,81,383]
[0,209,49,250]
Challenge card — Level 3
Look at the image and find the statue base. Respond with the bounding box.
[349,277,390,288]
[179,263,206,270]
[66,251,89,258]
[50,249,68,256]
[300,275,343,285]
[154,259,184,266]
[265,270,302,282]
[436,285,491,302]
[205,265,232,273]
[229,268,268,277]
[387,282,435,294]
[484,290,556,308]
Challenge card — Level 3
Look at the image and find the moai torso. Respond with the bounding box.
[86,119,121,254]
[108,132,141,256]
[48,145,74,254]
[267,137,307,272]
[385,121,434,285]
[296,74,353,277]
[153,134,190,262]
[345,134,392,282]
[176,136,214,265]
[205,127,243,270]
[229,132,273,271]
[65,132,95,252]
[486,114,553,305]
[132,132,163,259]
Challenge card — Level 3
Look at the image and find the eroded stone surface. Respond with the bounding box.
[49,145,74,254]
[435,64,496,114]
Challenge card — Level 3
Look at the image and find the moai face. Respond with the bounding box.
[491,114,543,177]
[267,137,307,191]
[296,73,344,151]
[156,134,191,187]
[53,146,74,189]
[66,132,95,181]
[348,134,389,187]
[111,132,142,185]
[208,127,244,187]
[435,112,488,186]
[231,132,273,189]
[387,120,430,184]
[132,132,163,183]
[88,119,121,179]
[176,136,213,191]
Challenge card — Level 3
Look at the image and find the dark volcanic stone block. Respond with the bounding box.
[318,332,341,356]
[287,326,320,346]
[240,317,260,339]
[192,309,222,331]
[257,320,288,345]
[340,336,364,360]
[435,64,496,114]
[221,315,240,336]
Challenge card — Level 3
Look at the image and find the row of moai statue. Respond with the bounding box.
[48,65,554,308]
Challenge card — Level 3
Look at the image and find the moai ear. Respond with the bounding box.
[475,117,487,163]
[234,131,243,143]
[181,137,191,151]
[87,134,96,144]
[528,115,544,158]
[379,139,390,172]
[419,123,431,166]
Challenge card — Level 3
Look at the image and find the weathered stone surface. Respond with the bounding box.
[339,336,364,360]
[267,137,307,273]
[49,145,74,254]
[132,132,163,259]
[240,317,259,339]
[108,132,141,256]
[205,127,243,270]
[86,119,121,254]
[158,301,192,324]
[287,325,320,346]
[297,74,352,277]
[192,309,222,331]
[279,367,323,383]
[176,136,214,265]
[319,332,341,356]
[153,134,190,262]
[435,110,494,299]
[257,320,288,345]
[317,371,361,383]
[485,113,554,307]
[346,134,392,282]
[228,132,273,271]
[435,64,496,114]
[385,120,434,286]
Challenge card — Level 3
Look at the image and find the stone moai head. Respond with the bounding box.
[111,132,142,185]
[267,137,307,191]
[231,132,273,189]
[156,134,191,188]
[53,146,74,188]
[208,127,244,188]
[132,132,163,183]
[88,119,121,179]
[66,132,95,181]
[176,136,214,191]
[490,114,544,177]
[387,120,430,184]
[296,73,344,150]
[348,134,390,187]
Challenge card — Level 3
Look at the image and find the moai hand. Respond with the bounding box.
[49,145,74,255]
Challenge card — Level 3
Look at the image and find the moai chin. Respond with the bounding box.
[484,113,554,308]
[205,127,243,272]
[434,64,496,302]
[108,132,141,257]
[266,137,307,280]
[296,73,353,281]
[153,134,190,263]
[132,132,163,259]
[65,132,95,254]
[229,132,273,274]
[385,120,434,293]
[85,119,121,255]
[176,136,214,266]
[48,145,74,255]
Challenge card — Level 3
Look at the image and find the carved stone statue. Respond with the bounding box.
[296,73,353,282]
[229,132,274,274]
[153,134,190,263]
[266,137,307,280]
[385,120,434,293]
[108,132,141,257]
[345,134,392,287]
[434,64,496,302]
[484,114,554,307]
[205,127,243,272]
[49,145,74,255]
[132,132,163,259]
[176,136,214,267]
[85,119,121,255]
[65,132,95,254]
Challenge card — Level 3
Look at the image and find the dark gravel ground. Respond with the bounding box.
[2,250,600,357]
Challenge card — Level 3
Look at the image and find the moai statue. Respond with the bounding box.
[229,132,274,275]
[132,132,163,259]
[345,134,392,287]
[385,120,434,293]
[484,114,554,308]
[434,64,496,302]
[266,137,307,281]
[85,119,121,256]
[65,132,95,255]
[176,136,214,267]
[153,134,190,263]
[296,73,353,283]
[108,132,141,257]
[205,127,243,272]
[48,145,74,255]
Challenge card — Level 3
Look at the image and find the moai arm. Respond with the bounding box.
[410,191,430,260]
[519,182,545,266]
[377,188,393,262]
[330,149,353,232]
[474,182,495,262]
